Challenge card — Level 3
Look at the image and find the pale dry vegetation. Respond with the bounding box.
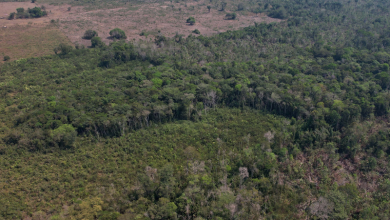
[56,0,281,46]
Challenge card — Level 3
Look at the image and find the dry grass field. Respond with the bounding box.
[0,24,72,62]
[57,0,281,46]
[0,0,281,61]
[0,2,73,62]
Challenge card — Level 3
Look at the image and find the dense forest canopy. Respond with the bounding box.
[2,0,390,219]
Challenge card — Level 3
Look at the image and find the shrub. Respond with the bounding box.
[68,7,71,11]
[237,3,244,11]
[109,28,127,40]
[91,37,105,48]
[225,13,237,20]
[192,29,200,34]
[3,56,10,61]
[16,8,24,13]
[28,7,47,18]
[8,12,15,20]
[83,30,98,39]
[220,2,227,11]
[54,43,73,55]
[186,17,195,25]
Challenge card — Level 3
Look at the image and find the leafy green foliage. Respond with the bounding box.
[268,7,288,19]
[109,28,127,40]
[83,29,98,40]
[9,7,47,19]
[186,17,195,25]
[225,13,236,20]
[3,56,10,61]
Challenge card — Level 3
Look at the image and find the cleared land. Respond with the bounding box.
[0,0,281,60]
[0,24,72,62]
[0,2,73,62]
[57,0,281,46]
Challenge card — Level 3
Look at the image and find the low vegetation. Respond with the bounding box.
[0,25,72,63]
[225,13,236,20]
[192,29,200,34]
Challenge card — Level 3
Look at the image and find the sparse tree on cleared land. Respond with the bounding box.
[16,8,24,13]
[186,17,195,25]
[83,30,98,40]
[225,13,237,20]
[8,12,15,20]
[109,28,127,40]
[3,56,10,61]
[207,5,211,12]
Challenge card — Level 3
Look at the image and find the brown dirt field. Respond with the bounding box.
[55,0,281,46]
[0,0,281,61]
[0,24,72,63]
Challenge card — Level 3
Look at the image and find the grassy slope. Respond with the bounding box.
[0,24,72,63]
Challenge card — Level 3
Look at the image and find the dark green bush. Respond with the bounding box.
[91,36,105,48]
[16,8,24,13]
[8,12,15,20]
[268,8,288,19]
[109,28,127,40]
[3,56,10,61]
[83,30,98,40]
[186,17,195,25]
[225,13,237,20]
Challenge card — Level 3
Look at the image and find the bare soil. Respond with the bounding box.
[56,0,281,46]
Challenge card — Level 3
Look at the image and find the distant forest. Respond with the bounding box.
[2,0,390,219]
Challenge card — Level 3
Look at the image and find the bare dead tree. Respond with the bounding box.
[206,90,218,109]
[239,167,249,188]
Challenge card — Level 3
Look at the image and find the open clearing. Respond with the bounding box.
[57,0,281,46]
[0,0,281,60]
[0,2,73,62]
[0,24,71,62]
